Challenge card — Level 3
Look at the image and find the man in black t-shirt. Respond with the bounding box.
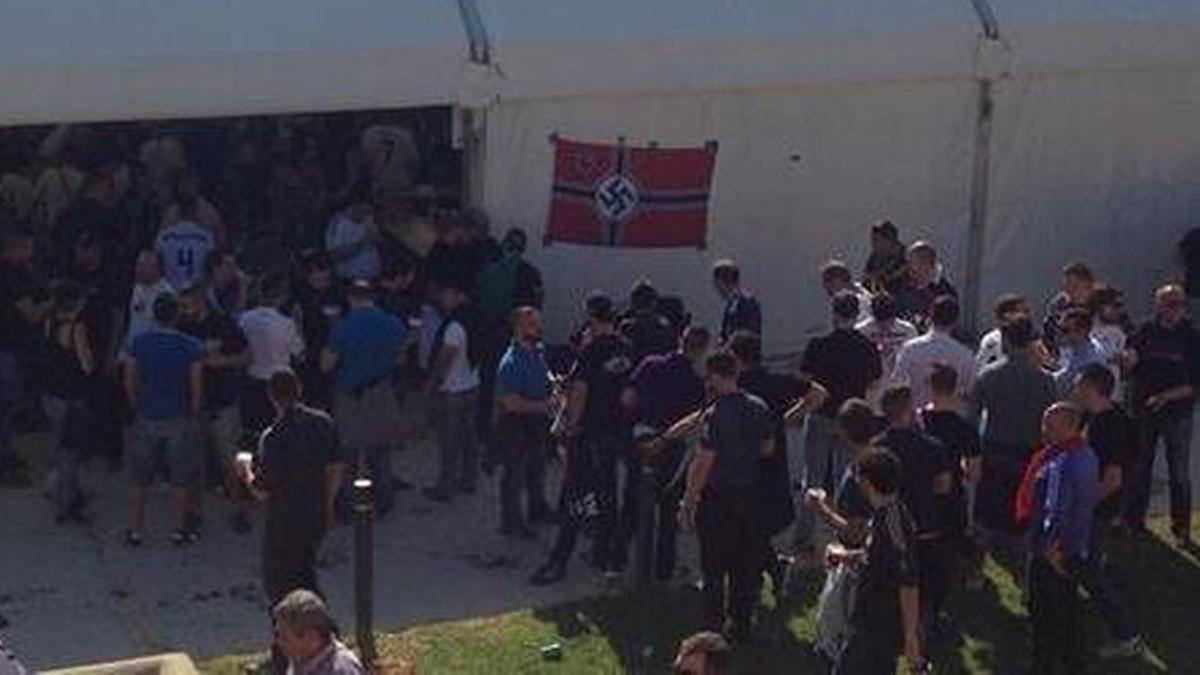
[180,285,250,533]
[1125,284,1199,545]
[0,230,46,486]
[827,449,924,674]
[728,331,827,597]
[796,291,882,553]
[237,370,344,674]
[712,259,762,344]
[291,251,345,413]
[618,279,677,365]
[1075,364,1144,658]
[680,351,773,641]
[875,385,953,639]
[531,293,635,584]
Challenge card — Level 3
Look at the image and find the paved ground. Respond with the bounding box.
[0,416,696,671]
[0,409,1192,670]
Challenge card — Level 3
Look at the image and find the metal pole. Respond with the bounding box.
[353,477,376,664]
[963,78,995,337]
[635,456,656,591]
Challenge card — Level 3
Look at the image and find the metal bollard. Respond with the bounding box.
[353,477,376,664]
[635,457,656,591]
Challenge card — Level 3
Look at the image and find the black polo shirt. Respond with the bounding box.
[1129,318,1200,418]
[619,310,677,365]
[573,332,635,434]
[800,328,882,417]
[851,499,919,653]
[873,427,947,536]
[720,292,762,343]
[1086,406,1137,521]
[701,391,771,491]
[257,405,340,549]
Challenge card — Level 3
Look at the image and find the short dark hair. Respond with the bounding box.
[268,369,301,407]
[260,272,290,304]
[993,293,1027,321]
[820,260,853,286]
[152,292,180,325]
[1063,262,1094,281]
[384,255,415,280]
[928,361,958,396]
[871,219,899,242]
[880,385,914,422]
[931,295,959,328]
[870,293,899,322]
[1001,317,1037,351]
[1061,307,1093,333]
[727,330,762,366]
[346,279,374,301]
[832,290,860,321]
[1088,284,1122,313]
[1076,363,1116,398]
[585,291,616,323]
[838,399,879,446]
[712,259,740,285]
[204,248,233,277]
[681,325,711,355]
[630,279,658,311]
[857,448,902,496]
[705,351,739,379]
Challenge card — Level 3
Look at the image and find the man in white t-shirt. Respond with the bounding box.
[1088,284,1129,401]
[856,292,918,405]
[156,196,216,290]
[326,185,381,282]
[893,295,976,409]
[821,260,872,325]
[238,274,305,435]
[422,281,481,502]
[124,249,176,351]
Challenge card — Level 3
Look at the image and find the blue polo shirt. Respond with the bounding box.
[496,340,550,404]
[130,329,202,421]
[328,306,406,395]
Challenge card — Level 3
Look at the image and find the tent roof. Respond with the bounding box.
[0,0,469,126]
[477,0,984,101]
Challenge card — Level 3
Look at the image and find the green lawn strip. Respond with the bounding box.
[199,518,1199,674]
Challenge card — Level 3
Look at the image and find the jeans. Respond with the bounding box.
[1129,413,1192,532]
[1079,519,1138,641]
[1029,555,1084,674]
[795,414,848,548]
[434,388,479,490]
[546,433,628,571]
[697,486,763,635]
[0,352,21,475]
[496,413,550,530]
[43,397,90,516]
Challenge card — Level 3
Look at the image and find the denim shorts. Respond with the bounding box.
[132,419,200,488]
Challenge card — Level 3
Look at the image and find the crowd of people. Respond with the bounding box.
[2,119,1199,674]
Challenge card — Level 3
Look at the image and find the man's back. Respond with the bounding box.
[893,330,975,408]
[259,405,338,544]
[329,306,404,393]
[801,328,882,416]
[240,307,305,380]
[631,351,704,430]
[130,329,201,421]
[874,427,944,535]
[703,391,771,491]
[619,310,677,365]
[973,355,1056,448]
[156,220,215,289]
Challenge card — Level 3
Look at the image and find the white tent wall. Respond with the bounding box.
[980,3,1200,325]
[481,83,978,353]
[983,69,1200,323]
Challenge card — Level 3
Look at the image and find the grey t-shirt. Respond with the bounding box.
[969,354,1057,448]
[290,639,365,675]
[701,391,772,490]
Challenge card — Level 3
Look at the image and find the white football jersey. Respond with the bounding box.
[156,220,216,289]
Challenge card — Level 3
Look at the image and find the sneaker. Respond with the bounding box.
[1098,636,1145,660]
[124,529,144,548]
[422,485,453,502]
[171,529,196,547]
[529,561,567,586]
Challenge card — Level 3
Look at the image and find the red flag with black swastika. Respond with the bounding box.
[545,137,717,248]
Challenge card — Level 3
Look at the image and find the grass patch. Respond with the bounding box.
[201,519,1199,674]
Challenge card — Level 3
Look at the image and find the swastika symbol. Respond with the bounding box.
[595,174,640,223]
